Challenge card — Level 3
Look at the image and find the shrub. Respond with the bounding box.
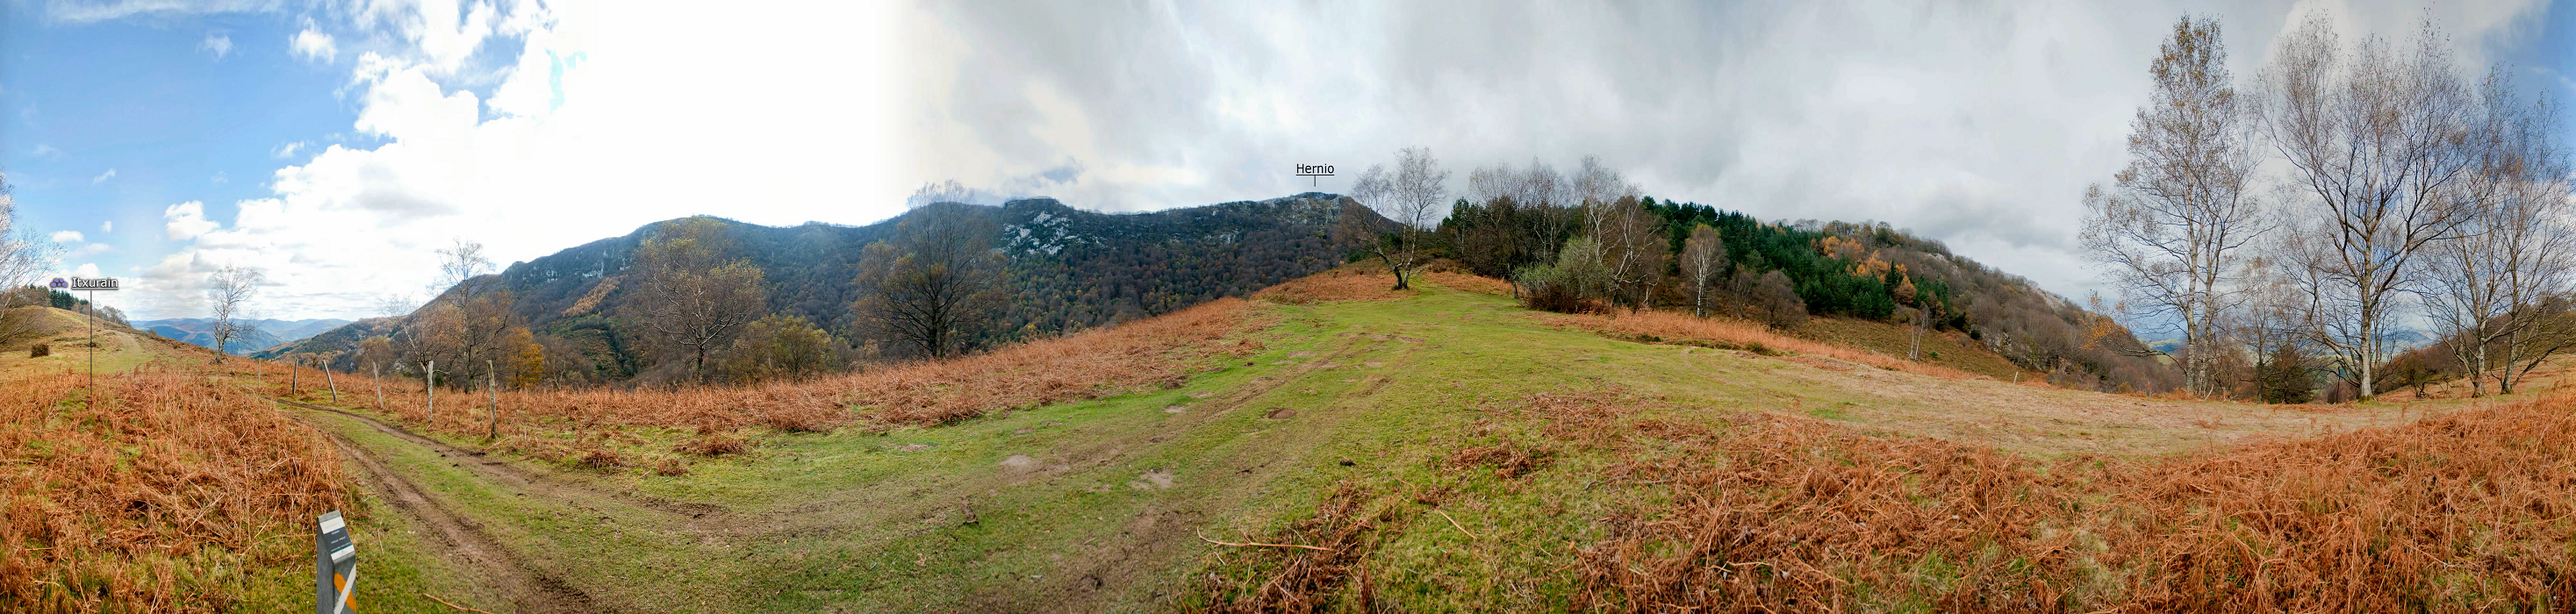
[1753,270,1807,329]
[27,343,47,358]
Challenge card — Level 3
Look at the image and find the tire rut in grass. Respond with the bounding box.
[1026,338,1404,612]
[317,423,601,613]
[278,398,742,530]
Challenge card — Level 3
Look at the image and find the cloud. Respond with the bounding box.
[163,201,217,241]
[899,0,2552,301]
[90,168,115,184]
[52,230,83,243]
[100,220,112,233]
[73,243,111,256]
[111,0,2557,319]
[291,28,337,63]
[201,32,233,59]
[271,140,308,158]
[133,1,907,318]
[74,263,99,278]
[29,144,64,159]
[39,0,279,24]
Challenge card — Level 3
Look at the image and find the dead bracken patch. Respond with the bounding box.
[1445,442,1554,479]
[1188,481,1402,613]
[348,297,1260,452]
[1415,271,1514,296]
[1544,309,1984,381]
[1535,387,2576,612]
[1,370,348,611]
[1253,264,1410,304]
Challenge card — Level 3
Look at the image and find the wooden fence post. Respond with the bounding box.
[486,360,499,440]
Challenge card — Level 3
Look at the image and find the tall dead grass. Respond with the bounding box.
[1,370,348,612]
[1254,264,1410,304]
[351,297,1260,460]
[1546,309,1986,381]
[1546,388,2576,611]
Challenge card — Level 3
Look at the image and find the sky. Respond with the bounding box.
[4,0,2572,325]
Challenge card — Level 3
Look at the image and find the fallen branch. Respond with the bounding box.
[1433,509,1479,539]
[1199,535,1337,553]
[424,593,493,613]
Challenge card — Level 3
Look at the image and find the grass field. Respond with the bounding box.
[217,271,2572,612]
[11,271,2571,611]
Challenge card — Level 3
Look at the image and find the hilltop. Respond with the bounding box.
[0,304,225,378]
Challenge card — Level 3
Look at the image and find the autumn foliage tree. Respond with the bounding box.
[628,217,768,382]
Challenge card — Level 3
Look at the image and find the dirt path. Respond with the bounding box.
[280,398,738,526]
[298,403,599,613]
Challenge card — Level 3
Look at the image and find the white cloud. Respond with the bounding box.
[138,0,906,318]
[75,263,99,278]
[101,220,113,233]
[163,201,218,241]
[271,140,308,158]
[894,0,2551,303]
[51,230,83,243]
[29,144,64,159]
[201,32,233,59]
[291,28,337,63]
[90,168,116,184]
[40,0,280,24]
[74,243,111,256]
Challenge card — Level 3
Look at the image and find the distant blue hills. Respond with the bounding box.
[131,318,350,356]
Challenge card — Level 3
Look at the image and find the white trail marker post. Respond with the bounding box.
[54,277,118,398]
[315,510,357,614]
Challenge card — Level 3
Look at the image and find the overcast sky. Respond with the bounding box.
[5,0,2572,323]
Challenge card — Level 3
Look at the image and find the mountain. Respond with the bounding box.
[264,193,1370,376]
[133,318,350,355]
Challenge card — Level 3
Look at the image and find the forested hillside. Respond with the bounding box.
[1417,154,2173,393]
[265,193,1367,384]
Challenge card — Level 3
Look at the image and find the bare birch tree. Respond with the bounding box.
[1349,146,1451,290]
[207,264,264,361]
[2257,15,2486,398]
[1678,225,1728,318]
[0,175,61,345]
[2081,15,2267,398]
[2423,82,2576,395]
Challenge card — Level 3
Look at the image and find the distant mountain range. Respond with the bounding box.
[263,193,1373,379]
[133,318,351,355]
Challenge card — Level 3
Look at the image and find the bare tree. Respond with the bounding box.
[1597,196,1667,308]
[1570,155,1640,239]
[907,179,979,208]
[0,174,63,346]
[2082,15,2268,398]
[1677,225,1728,318]
[1348,146,1451,290]
[2257,15,2486,398]
[373,292,417,319]
[1753,270,1806,329]
[852,204,1003,359]
[630,218,768,381]
[2424,82,2576,395]
[207,264,264,361]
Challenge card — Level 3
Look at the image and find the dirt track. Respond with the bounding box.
[283,399,601,613]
